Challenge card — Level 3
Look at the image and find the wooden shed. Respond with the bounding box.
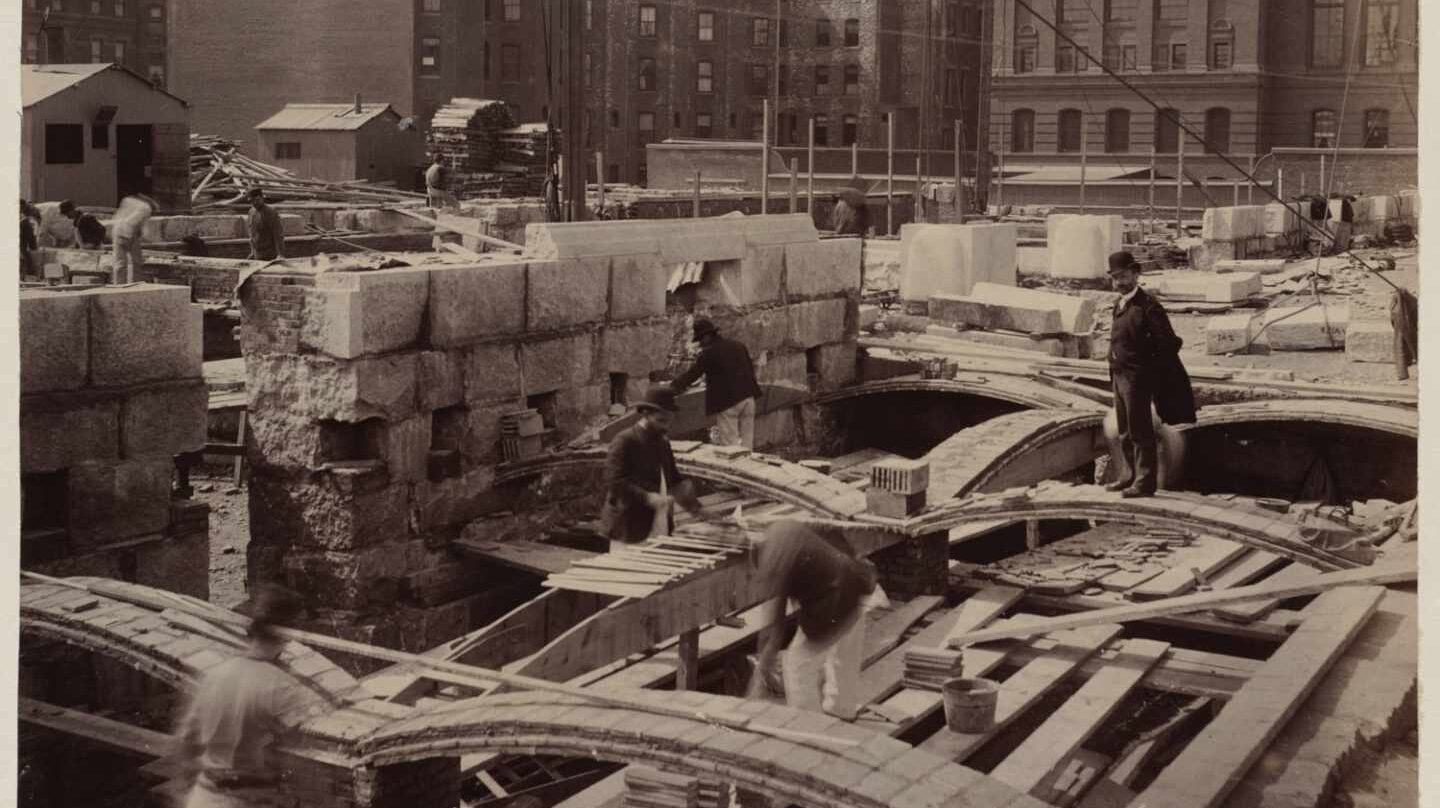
[255,100,423,189]
[21,63,190,211]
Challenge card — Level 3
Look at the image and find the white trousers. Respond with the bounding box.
[781,609,865,721]
[112,235,144,283]
[712,397,756,449]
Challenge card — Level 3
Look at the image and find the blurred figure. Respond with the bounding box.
[20,200,39,279]
[111,194,156,283]
[1101,407,1186,490]
[599,384,703,546]
[246,189,285,261]
[172,586,314,808]
[35,199,77,247]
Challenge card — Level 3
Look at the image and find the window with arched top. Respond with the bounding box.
[1155,108,1181,153]
[1011,109,1035,153]
[1364,108,1390,147]
[1057,109,1083,153]
[1204,107,1231,154]
[1105,109,1131,153]
[1015,25,1038,73]
[1312,109,1337,148]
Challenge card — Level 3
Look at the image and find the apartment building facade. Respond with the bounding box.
[21,0,169,87]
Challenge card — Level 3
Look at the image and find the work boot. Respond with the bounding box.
[1120,485,1156,499]
[1104,478,1133,493]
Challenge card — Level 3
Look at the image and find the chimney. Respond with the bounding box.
[354,93,363,115]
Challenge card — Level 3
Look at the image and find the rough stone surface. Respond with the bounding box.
[520,333,596,395]
[133,533,210,600]
[525,220,663,259]
[610,255,667,321]
[1047,215,1122,280]
[527,258,609,331]
[899,223,1018,300]
[89,285,202,386]
[121,380,208,459]
[815,342,859,390]
[427,260,527,347]
[1150,271,1262,303]
[753,407,796,450]
[655,218,749,263]
[1205,313,1262,355]
[785,238,863,298]
[417,466,498,531]
[366,415,431,483]
[787,299,849,349]
[245,412,326,470]
[601,321,674,376]
[1264,203,1303,235]
[1260,304,1350,350]
[463,342,523,404]
[417,351,465,411]
[1345,321,1397,364]
[1202,206,1267,241]
[66,459,174,545]
[556,384,608,433]
[20,397,120,473]
[295,354,420,423]
[282,544,411,612]
[969,281,1095,333]
[303,268,430,358]
[699,246,785,308]
[1214,259,1287,275]
[758,350,808,387]
[250,474,412,553]
[730,307,792,355]
[20,291,90,392]
[929,294,1064,335]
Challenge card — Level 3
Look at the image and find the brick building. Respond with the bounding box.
[988,0,1418,188]
[583,0,992,186]
[20,0,169,87]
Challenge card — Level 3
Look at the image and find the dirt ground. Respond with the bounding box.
[1331,730,1420,808]
[196,474,250,609]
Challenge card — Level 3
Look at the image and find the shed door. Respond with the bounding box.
[116,124,154,202]
[150,123,191,212]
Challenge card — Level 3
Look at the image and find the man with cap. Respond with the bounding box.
[671,318,762,448]
[247,189,286,261]
[600,384,704,545]
[1104,250,1195,498]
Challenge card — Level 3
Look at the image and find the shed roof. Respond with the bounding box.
[22,63,186,108]
[256,103,397,132]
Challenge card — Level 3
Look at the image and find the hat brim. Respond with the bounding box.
[634,402,676,414]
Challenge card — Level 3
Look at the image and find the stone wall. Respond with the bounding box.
[19,285,209,597]
[240,213,862,663]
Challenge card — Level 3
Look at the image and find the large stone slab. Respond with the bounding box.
[738,213,822,247]
[656,218,749,263]
[1214,259,1287,275]
[785,238,862,298]
[427,260,527,347]
[303,268,430,358]
[698,245,785,308]
[786,299,849,349]
[417,351,465,411]
[527,257,610,331]
[757,350,808,387]
[520,333,597,395]
[1260,304,1350,350]
[929,294,1064,335]
[525,220,663,259]
[1264,203,1303,235]
[20,396,120,472]
[601,321,675,376]
[1345,320,1398,364]
[899,223,1018,301]
[66,458,173,545]
[610,254,667,321]
[730,307,791,354]
[814,342,859,390]
[1047,215,1123,280]
[291,354,420,422]
[21,290,89,392]
[88,285,202,386]
[1202,205,1266,241]
[121,380,208,459]
[949,328,1071,357]
[1204,313,1262,354]
[969,281,1095,334]
[1149,271,1262,303]
[463,342,523,404]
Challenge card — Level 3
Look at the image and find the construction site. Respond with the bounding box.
[15,2,1424,808]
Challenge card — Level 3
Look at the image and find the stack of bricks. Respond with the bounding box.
[866,458,929,519]
[241,213,863,667]
[19,285,209,597]
[624,766,699,808]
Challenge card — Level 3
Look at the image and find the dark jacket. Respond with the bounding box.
[599,422,685,541]
[1108,287,1196,424]
[74,213,105,248]
[759,521,874,644]
[248,204,285,261]
[672,336,762,415]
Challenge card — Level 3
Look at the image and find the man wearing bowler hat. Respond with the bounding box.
[672,318,762,448]
[600,384,704,545]
[1105,250,1195,498]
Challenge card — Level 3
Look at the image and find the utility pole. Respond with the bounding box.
[564,0,587,221]
[886,114,895,234]
[1175,115,1185,233]
[761,99,770,214]
[1079,113,1088,214]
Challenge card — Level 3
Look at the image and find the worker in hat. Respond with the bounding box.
[246,188,286,261]
[1104,251,1195,498]
[172,585,320,808]
[599,384,704,545]
[64,202,106,250]
[109,194,156,283]
[671,318,762,448]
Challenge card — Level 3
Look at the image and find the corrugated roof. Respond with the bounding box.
[22,63,116,107]
[255,103,397,131]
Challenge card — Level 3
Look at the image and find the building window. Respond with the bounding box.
[420,37,440,75]
[1171,42,1188,70]
[46,124,85,164]
[1155,109,1180,152]
[688,59,709,93]
[639,5,656,37]
[583,52,592,87]
[780,19,790,47]
[638,111,655,145]
[1105,108,1130,153]
[1122,45,1137,70]
[778,65,788,95]
[945,3,959,37]
[1103,45,1120,71]
[1057,109,1082,153]
[1312,0,1345,67]
[814,65,830,95]
[500,44,520,81]
[696,113,712,138]
[609,109,620,128]
[844,18,860,46]
[814,114,829,146]
[1212,40,1232,69]
[844,64,859,95]
[113,0,123,14]
[842,114,858,146]
[1157,0,1186,20]
[1057,46,1076,72]
[1204,107,1230,153]
[90,38,104,62]
[945,67,959,104]
[147,64,163,85]
[1015,27,1038,73]
[1106,0,1137,22]
[585,0,592,30]
[147,2,160,18]
[816,18,832,47]
[502,0,520,21]
[1364,108,1390,147]
[483,41,491,79]
[1312,109,1338,148]
[752,17,770,47]
[422,0,440,11]
[638,57,656,91]
[91,0,101,13]
[113,40,125,62]
[698,11,714,41]
[1011,109,1034,152]
[750,110,764,139]
[1363,0,1399,66]
[749,64,769,96]
[275,142,302,160]
[24,34,38,63]
[728,112,736,129]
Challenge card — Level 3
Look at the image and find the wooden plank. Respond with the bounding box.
[675,629,699,690]
[945,563,1414,648]
[918,624,1123,763]
[1211,562,1322,624]
[999,643,1255,701]
[1133,586,1385,808]
[1017,590,1294,644]
[942,585,1023,647]
[1128,537,1251,601]
[861,595,943,667]
[990,638,1168,795]
[1034,749,1112,808]
[1203,548,1288,591]
[452,538,599,577]
[19,697,170,760]
[553,769,627,808]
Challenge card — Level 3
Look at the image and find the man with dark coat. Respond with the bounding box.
[671,318,762,448]
[1105,251,1195,498]
[599,384,702,545]
[246,189,285,261]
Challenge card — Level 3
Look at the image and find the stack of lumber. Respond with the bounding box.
[543,534,747,598]
[901,645,964,691]
[189,135,427,209]
[427,98,531,200]
[928,282,1097,359]
[971,524,1201,596]
[495,123,551,197]
[624,767,698,808]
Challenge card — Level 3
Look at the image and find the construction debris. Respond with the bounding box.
[189,135,427,209]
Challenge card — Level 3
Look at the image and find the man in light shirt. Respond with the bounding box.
[111,194,156,283]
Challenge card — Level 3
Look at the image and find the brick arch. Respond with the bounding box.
[812,375,1109,412]
[1180,399,1418,440]
[925,409,1107,501]
[352,690,1048,808]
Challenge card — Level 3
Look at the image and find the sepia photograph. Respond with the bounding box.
[8,1,1427,807]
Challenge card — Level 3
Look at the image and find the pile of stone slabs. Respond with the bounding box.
[929,282,1097,358]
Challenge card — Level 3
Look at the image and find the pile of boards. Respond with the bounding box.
[928,282,1097,359]
[543,533,746,598]
[972,525,1201,597]
[624,767,700,808]
[189,135,427,209]
[428,98,547,199]
[901,646,964,691]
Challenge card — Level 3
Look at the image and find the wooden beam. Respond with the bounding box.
[943,585,1023,647]
[1211,562,1321,624]
[19,697,170,760]
[1133,586,1385,808]
[676,629,699,691]
[386,206,526,251]
[946,563,1415,648]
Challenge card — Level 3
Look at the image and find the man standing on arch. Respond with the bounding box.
[671,318,762,449]
[1104,250,1195,498]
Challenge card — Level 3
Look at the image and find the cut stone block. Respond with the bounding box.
[969,281,1095,334]
[1151,271,1262,303]
[122,380,208,459]
[930,294,1063,335]
[279,214,306,236]
[730,307,790,354]
[899,223,1018,302]
[1345,321,1398,364]
[1017,245,1049,276]
[610,254,667,321]
[1214,259,1287,275]
[525,220,663,259]
[1047,215,1123,280]
[656,218,748,263]
[427,259,527,347]
[417,351,465,411]
[462,342,523,404]
[1260,304,1350,350]
[520,332,596,395]
[356,209,428,234]
[785,238,862,298]
[244,412,324,470]
[601,321,675,376]
[757,350,808,386]
[858,304,881,331]
[556,383,609,433]
[786,299,849,349]
[697,245,784,308]
[738,213,822,246]
[365,414,431,483]
[20,290,90,392]
[21,395,121,473]
[752,407,795,450]
[866,488,926,518]
[135,533,210,599]
[1202,206,1266,241]
[303,268,430,358]
[948,328,1071,357]
[283,545,409,612]
[88,285,202,385]
[296,354,420,422]
[527,257,610,331]
[1264,203,1303,235]
[66,458,173,546]
[1204,313,1262,354]
[861,238,903,295]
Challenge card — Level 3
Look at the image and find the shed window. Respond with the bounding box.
[275,142,302,159]
[46,124,85,164]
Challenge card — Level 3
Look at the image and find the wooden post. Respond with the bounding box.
[852,140,859,176]
[1247,155,1255,204]
[760,99,771,215]
[693,170,701,218]
[1176,116,1185,233]
[1278,167,1284,199]
[958,116,968,216]
[564,0,586,221]
[886,114,895,234]
[1148,146,1157,233]
[1320,153,1326,195]
[914,153,923,223]
[807,116,816,215]
[1025,521,1040,550]
[789,159,798,212]
[953,118,961,216]
[677,629,700,690]
[1233,178,1240,207]
[1079,113,1089,214]
[596,150,606,214]
[997,139,1005,208]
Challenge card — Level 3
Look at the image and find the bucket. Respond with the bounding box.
[941,677,998,733]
